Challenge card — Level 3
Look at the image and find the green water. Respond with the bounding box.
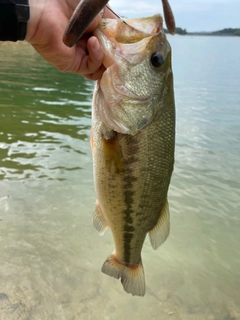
[0,37,239,320]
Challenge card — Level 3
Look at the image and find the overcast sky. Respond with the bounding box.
[110,0,240,32]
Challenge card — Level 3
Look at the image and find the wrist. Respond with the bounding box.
[25,0,47,43]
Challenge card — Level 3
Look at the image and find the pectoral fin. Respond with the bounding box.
[102,132,125,174]
[148,199,170,250]
[93,201,109,236]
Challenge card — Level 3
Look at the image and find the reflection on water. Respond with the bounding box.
[0,43,92,183]
[0,39,240,319]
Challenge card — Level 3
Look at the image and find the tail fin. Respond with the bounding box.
[101,253,145,296]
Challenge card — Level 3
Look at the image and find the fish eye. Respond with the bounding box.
[150,52,164,68]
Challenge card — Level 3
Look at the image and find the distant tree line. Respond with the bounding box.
[164,27,187,35]
[211,28,240,36]
[164,27,240,36]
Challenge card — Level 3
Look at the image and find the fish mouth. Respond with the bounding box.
[99,17,162,43]
[93,15,163,69]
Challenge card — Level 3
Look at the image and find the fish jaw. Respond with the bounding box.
[93,15,172,135]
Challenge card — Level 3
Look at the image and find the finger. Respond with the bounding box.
[76,36,104,75]
[82,64,106,81]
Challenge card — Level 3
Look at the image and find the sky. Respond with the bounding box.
[110,0,240,32]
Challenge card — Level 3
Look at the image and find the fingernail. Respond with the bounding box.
[93,39,100,51]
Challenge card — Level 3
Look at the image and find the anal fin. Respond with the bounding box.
[93,201,108,236]
[148,199,170,250]
[102,253,145,296]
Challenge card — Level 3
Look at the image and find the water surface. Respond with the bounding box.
[0,37,239,319]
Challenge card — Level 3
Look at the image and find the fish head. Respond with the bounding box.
[93,15,174,135]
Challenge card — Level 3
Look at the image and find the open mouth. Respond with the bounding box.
[98,15,163,44]
[95,15,164,70]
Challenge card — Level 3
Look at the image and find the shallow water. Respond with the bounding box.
[0,37,239,320]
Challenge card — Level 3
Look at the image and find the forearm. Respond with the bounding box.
[25,0,46,43]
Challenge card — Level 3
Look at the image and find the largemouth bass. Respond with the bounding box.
[91,15,175,296]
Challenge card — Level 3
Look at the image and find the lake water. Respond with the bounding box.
[0,35,239,320]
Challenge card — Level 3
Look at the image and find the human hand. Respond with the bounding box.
[26,0,115,80]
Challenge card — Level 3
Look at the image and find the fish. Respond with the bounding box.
[63,0,176,297]
[90,14,175,296]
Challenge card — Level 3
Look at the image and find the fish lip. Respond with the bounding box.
[96,16,163,39]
